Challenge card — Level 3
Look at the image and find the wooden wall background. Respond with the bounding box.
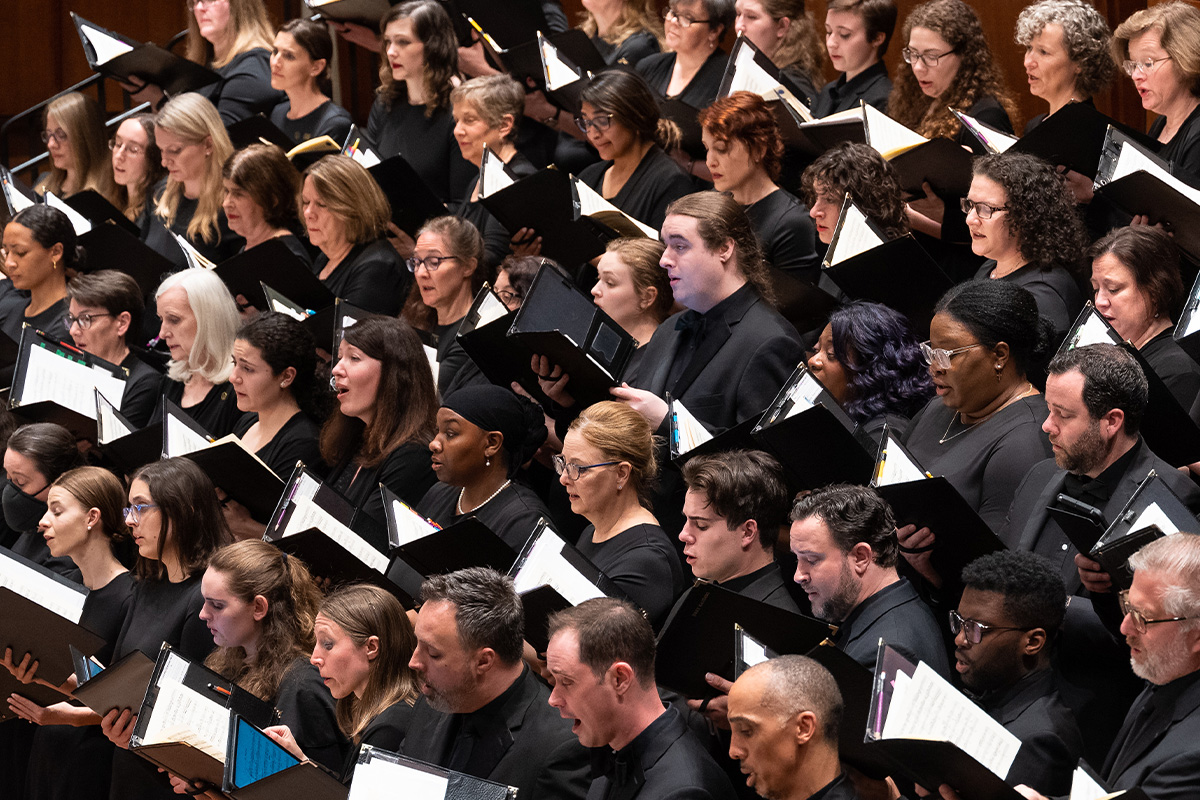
[0,0,1165,159]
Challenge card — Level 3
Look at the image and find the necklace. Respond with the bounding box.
[457,479,511,515]
[939,412,979,444]
[940,382,1035,445]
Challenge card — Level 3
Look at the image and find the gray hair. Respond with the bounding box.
[155,269,239,384]
[1128,534,1200,627]
[743,655,843,743]
[418,567,525,663]
[1015,0,1115,98]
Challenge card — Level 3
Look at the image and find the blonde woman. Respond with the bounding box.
[35,92,117,203]
[184,0,282,124]
[581,0,663,66]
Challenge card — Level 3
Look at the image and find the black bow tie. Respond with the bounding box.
[589,747,645,792]
[674,310,705,336]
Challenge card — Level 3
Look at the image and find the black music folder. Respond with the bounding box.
[225,114,293,152]
[214,239,332,313]
[658,97,705,161]
[668,409,758,466]
[65,189,140,235]
[0,671,71,722]
[654,583,833,698]
[508,520,628,609]
[72,13,220,96]
[1046,494,1108,557]
[185,436,285,523]
[456,286,552,407]
[766,267,838,336]
[304,0,391,26]
[341,126,449,235]
[1176,271,1200,364]
[80,223,177,296]
[382,485,520,576]
[72,648,157,718]
[453,0,551,49]
[222,715,347,800]
[1091,471,1197,590]
[351,745,519,800]
[871,427,1006,581]
[491,29,604,101]
[804,642,895,779]
[95,388,164,475]
[888,137,974,198]
[507,264,638,407]
[130,645,278,789]
[519,584,574,656]
[0,585,104,687]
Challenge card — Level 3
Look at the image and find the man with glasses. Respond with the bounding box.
[1018,533,1200,800]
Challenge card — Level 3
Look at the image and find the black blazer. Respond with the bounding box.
[831,578,951,678]
[401,668,591,800]
[1102,673,1200,798]
[983,668,1084,796]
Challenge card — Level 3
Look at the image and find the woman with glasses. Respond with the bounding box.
[66,271,161,428]
[401,216,486,397]
[369,1,475,205]
[636,0,733,111]
[268,18,354,146]
[417,385,550,550]
[1112,2,1200,185]
[812,0,896,117]
[898,280,1054,586]
[111,114,166,225]
[101,458,232,800]
[494,255,545,312]
[699,91,820,281]
[572,70,693,231]
[558,401,684,630]
[34,92,117,204]
[148,93,243,264]
[302,155,409,316]
[0,205,77,343]
[800,141,908,247]
[967,153,1085,342]
[733,0,826,104]
[322,316,438,550]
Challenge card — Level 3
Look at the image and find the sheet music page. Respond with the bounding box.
[170,232,217,270]
[572,178,658,238]
[826,199,885,266]
[475,291,509,328]
[727,41,784,97]
[672,401,713,454]
[0,549,86,623]
[388,498,438,549]
[541,38,581,91]
[863,105,929,158]
[81,23,134,64]
[1068,311,1121,349]
[423,344,440,387]
[95,390,131,445]
[768,85,813,122]
[344,136,382,168]
[1129,502,1180,535]
[780,370,825,420]
[875,435,928,487]
[44,193,93,235]
[1069,766,1111,800]
[512,529,606,604]
[1111,141,1200,206]
[284,497,389,573]
[479,148,515,198]
[164,412,210,458]
[2,174,36,213]
[809,107,862,124]
[19,344,126,419]
[348,755,449,800]
[140,680,231,761]
[952,109,1018,152]
[264,288,308,321]
[737,628,770,667]
[880,661,1022,779]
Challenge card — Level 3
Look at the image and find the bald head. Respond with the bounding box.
[740,655,843,743]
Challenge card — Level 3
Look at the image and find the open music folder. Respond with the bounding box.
[72,13,220,96]
[340,125,448,236]
[347,745,518,800]
[1068,762,1148,800]
[222,714,347,800]
[214,239,332,314]
[455,285,554,407]
[382,484,520,577]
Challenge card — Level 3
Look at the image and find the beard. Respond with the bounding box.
[1130,628,1197,685]
[1054,421,1109,474]
[813,561,861,624]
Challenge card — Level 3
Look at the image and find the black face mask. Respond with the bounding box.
[3,480,47,534]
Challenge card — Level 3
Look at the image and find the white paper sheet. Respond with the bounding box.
[95,390,132,445]
[875,434,928,487]
[1068,309,1121,349]
[1069,765,1111,800]
[0,549,87,622]
[672,400,712,454]
[479,147,515,198]
[540,38,581,91]
[779,370,826,420]
[511,528,606,605]
[1110,141,1200,206]
[164,411,210,457]
[18,344,128,420]
[140,680,231,761]
[44,192,92,235]
[1129,501,1180,536]
[825,197,885,266]
[80,23,134,64]
[474,291,509,328]
[2,174,35,213]
[387,498,438,549]
[348,754,450,800]
[572,178,658,238]
[952,109,1018,152]
[284,497,389,573]
[863,104,929,158]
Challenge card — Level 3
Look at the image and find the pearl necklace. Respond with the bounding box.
[457,480,511,515]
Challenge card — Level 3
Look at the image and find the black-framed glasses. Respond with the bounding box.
[551,454,620,481]
[1119,590,1195,634]
[406,254,459,272]
[123,503,158,524]
[949,609,1033,645]
[64,311,112,330]
[575,113,613,134]
[40,128,69,145]
[900,47,957,67]
[1121,56,1171,76]
[960,198,1009,219]
[497,289,522,306]
[663,6,712,27]
[109,139,145,157]
[919,340,983,370]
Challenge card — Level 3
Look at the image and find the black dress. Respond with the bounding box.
[196,49,285,127]
[25,572,134,800]
[311,238,411,316]
[1149,102,1200,188]
[120,353,162,430]
[1141,327,1200,421]
[454,152,537,270]
[811,61,892,118]
[635,50,729,110]
[144,180,245,264]
[903,395,1053,534]
[576,146,693,230]
[340,700,416,784]
[744,189,819,282]
[0,293,71,344]
[274,659,349,772]
[417,481,550,552]
[327,439,437,552]
[592,30,660,67]
[974,260,1082,345]
[366,91,477,204]
[151,375,243,439]
[575,522,685,631]
[270,99,354,146]
[233,411,323,477]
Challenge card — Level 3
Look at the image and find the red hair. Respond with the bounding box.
[697,91,784,182]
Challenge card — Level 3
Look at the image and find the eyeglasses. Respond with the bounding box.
[575,113,614,134]
[919,340,983,370]
[1119,590,1195,634]
[900,47,957,67]
[551,454,620,481]
[948,610,1033,645]
[960,198,1009,219]
[40,128,69,145]
[1122,56,1171,76]
[406,254,459,272]
[123,503,158,524]
[663,6,712,28]
[109,139,145,157]
[187,0,228,10]
[64,311,112,330]
[497,289,522,305]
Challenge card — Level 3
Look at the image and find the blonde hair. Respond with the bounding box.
[579,0,664,49]
[185,0,275,69]
[569,401,659,508]
[302,156,390,245]
[153,94,233,246]
[450,75,525,142]
[38,93,117,203]
[155,268,239,384]
[1112,1,1200,96]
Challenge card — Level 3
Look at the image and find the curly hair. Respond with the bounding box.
[578,0,664,49]
[888,0,1018,139]
[828,301,934,424]
[377,1,458,115]
[972,152,1086,274]
[961,550,1067,633]
[1015,0,1115,99]
[800,142,909,239]
[698,91,784,182]
[761,1,827,89]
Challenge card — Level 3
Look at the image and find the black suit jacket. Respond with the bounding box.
[832,578,950,678]
[629,287,802,436]
[1002,441,1200,592]
[1102,672,1200,799]
[401,668,590,800]
[981,669,1083,796]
